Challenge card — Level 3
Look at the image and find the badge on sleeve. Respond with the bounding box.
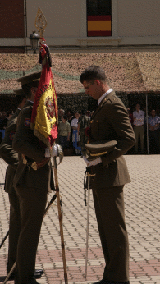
[25,118,30,127]
[9,131,15,140]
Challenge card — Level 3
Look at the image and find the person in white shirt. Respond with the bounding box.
[71,112,81,154]
[133,103,144,153]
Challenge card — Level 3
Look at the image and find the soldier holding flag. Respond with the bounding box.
[12,42,58,284]
[12,71,54,284]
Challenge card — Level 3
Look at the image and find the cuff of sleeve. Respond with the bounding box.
[101,149,122,167]
[83,156,102,167]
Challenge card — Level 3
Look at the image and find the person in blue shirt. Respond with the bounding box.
[148,109,160,154]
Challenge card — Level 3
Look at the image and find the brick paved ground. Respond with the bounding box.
[0,155,160,284]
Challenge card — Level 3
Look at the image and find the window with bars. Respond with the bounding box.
[87,0,112,37]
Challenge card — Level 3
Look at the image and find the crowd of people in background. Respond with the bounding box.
[127,103,160,154]
[0,110,14,142]
[57,103,160,156]
[1,104,160,155]
[57,108,93,156]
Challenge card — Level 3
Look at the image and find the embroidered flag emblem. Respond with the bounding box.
[9,131,15,140]
[25,118,30,127]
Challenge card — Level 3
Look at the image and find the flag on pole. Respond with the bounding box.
[31,42,58,147]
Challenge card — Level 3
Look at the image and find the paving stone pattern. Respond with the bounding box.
[0,155,160,284]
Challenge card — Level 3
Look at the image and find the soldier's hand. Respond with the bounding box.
[83,156,102,167]
[37,157,50,169]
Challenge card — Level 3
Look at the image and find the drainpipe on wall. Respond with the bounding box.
[24,0,27,53]
[146,94,149,154]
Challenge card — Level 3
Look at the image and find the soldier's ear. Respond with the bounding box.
[30,87,34,94]
[31,87,38,96]
[94,80,101,85]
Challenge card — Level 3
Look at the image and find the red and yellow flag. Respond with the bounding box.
[31,43,58,147]
[87,16,112,37]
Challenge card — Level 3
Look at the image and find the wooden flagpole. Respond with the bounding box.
[53,157,68,284]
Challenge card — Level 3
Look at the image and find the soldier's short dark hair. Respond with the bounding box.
[16,93,26,106]
[14,89,26,106]
[80,66,107,84]
[21,81,39,99]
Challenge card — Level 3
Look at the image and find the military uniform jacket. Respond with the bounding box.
[0,109,20,193]
[89,91,135,189]
[12,100,53,191]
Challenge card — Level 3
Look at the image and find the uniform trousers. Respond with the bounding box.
[15,186,48,284]
[134,125,144,153]
[7,189,21,273]
[92,185,129,283]
[149,130,160,154]
[59,135,69,150]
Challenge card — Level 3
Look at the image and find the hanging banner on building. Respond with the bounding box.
[87,15,112,37]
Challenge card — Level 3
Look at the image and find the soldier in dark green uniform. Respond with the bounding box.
[12,72,54,284]
[80,66,135,284]
[0,90,26,278]
[0,89,44,281]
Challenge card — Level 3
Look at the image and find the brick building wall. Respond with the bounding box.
[0,0,25,53]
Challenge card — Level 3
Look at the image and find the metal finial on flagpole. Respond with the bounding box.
[34,7,48,39]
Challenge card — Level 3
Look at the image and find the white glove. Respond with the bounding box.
[83,156,102,167]
[52,144,59,157]
[45,148,51,158]
[45,144,62,158]
[52,144,63,164]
